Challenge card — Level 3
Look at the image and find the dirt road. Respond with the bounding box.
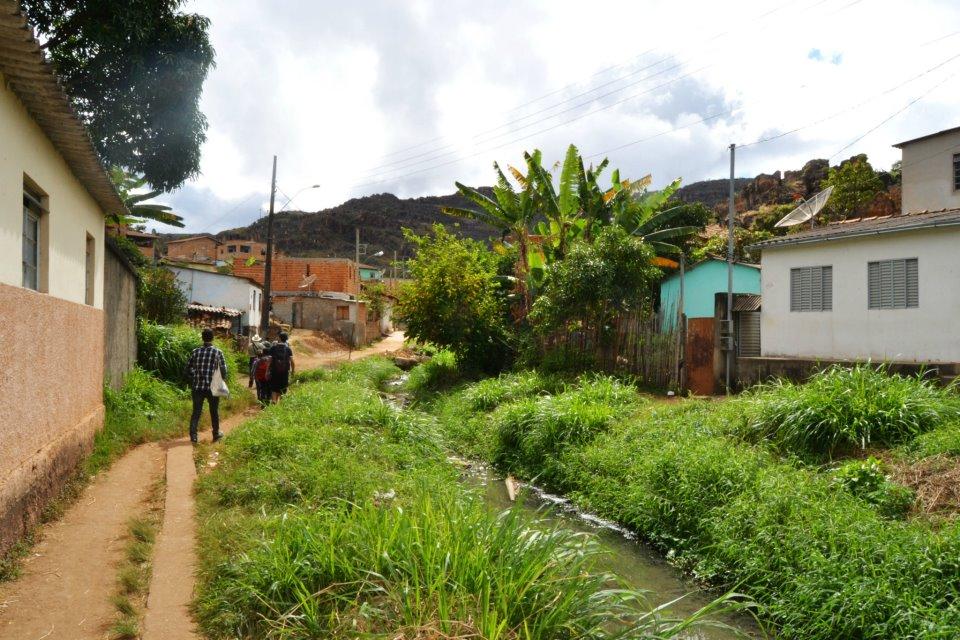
[290,330,406,370]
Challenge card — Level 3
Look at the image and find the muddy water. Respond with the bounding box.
[456,459,760,639]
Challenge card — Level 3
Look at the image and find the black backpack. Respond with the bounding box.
[270,344,291,376]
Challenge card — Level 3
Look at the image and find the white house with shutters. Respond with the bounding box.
[750,208,960,364]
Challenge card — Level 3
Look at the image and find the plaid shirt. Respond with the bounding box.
[187,344,228,391]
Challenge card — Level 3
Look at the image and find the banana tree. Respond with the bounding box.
[108,167,185,228]
[441,159,539,316]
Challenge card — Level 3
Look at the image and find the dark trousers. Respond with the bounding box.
[190,389,220,442]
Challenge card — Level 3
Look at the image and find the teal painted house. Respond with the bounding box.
[359,265,384,281]
[660,257,760,327]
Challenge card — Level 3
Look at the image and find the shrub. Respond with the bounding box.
[404,349,459,393]
[394,225,512,373]
[740,365,960,458]
[137,267,187,324]
[830,457,914,518]
[461,370,565,412]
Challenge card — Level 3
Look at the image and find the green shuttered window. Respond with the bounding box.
[868,258,918,309]
[790,265,832,312]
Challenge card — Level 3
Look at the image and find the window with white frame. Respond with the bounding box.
[22,187,43,290]
[868,258,918,309]
[790,266,832,312]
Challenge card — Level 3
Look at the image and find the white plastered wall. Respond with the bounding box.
[760,227,960,363]
[0,71,105,308]
[900,129,960,214]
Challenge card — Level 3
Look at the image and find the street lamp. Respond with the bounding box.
[260,159,320,334]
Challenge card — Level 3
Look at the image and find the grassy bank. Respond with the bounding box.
[193,358,732,639]
[427,366,960,639]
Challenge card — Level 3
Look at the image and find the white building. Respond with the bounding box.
[168,265,263,332]
[0,1,127,554]
[894,126,960,214]
[752,209,960,365]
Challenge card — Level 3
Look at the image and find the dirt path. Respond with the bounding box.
[142,410,253,640]
[0,443,164,640]
[291,330,406,370]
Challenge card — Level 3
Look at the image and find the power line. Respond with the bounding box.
[830,72,957,160]
[362,0,840,172]
[736,50,960,150]
[195,191,262,233]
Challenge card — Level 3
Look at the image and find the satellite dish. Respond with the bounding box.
[775,185,834,228]
[299,274,317,289]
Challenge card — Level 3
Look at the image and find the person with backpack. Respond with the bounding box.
[268,331,295,402]
[252,342,272,406]
[186,328,228,444]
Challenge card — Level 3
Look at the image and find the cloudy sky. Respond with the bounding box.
[164,0,960,233]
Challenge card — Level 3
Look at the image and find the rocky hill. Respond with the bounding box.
[216,191,498,267]
[166,156,899,264]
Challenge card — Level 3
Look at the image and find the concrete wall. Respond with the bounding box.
[169,266,262,330]
[272,296,374,346]
[661,260,760,324]
[0,71,104,308]
[760,227,960,363]
[900,129,960,214]
[104,241,137,389]
[0,282,104,555]
[738,356,960,388]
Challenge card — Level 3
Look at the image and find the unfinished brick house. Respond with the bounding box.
[165,234,220,263]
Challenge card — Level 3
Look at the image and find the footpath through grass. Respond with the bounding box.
[423,364,960,639]
[193,358,736,639]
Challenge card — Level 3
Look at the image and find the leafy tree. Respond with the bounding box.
[138,267,187,325]
[21,0,215,191]
[109,167,184,228]
[529,226,660,335]
[690,227,773,264]
[395,225,510,372]
[110,234,150,269]
[821,155,884,219]
[360,282,388,318]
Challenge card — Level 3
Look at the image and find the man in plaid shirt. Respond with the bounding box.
[186,328,228,444]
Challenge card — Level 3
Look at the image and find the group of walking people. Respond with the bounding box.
[247,331,295,406]
[185,328,296,444]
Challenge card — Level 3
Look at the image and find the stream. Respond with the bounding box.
[382,377,758,639]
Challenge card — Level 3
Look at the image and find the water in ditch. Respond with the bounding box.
[457,459,761,639]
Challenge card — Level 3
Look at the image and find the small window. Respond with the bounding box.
[227,245,236,253]
[336,305,350,320]
[953,153,960,191]
[85,233,96,305]
[240,245,251,253]
[868,258,918,309]
[790,266,832,312]
[22,188,43,290]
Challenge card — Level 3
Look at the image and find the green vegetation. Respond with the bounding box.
[395,225,511,373]
[137,321,247,387]
[821,153,885,220]
[110,485,163,640]
[739,365,960,459]
[426,366,960,639]
[137,269,188,325]
[194,358,730,639]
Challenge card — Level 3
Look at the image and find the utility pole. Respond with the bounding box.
[353,227,360,351]
[725,143,736,394]
[260,155,277,334]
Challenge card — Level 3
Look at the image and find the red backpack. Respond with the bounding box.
[254,356,272,382]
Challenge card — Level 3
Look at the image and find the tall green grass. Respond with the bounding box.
[431,370,960,638]
[137,321,247,387]
[403,348,460,393]
[740,365,960,458]
[195,363,732,639]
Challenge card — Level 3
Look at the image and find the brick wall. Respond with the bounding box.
[167,236,219,262]
[234,257,359,296]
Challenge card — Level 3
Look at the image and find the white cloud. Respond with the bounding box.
[165,0,960,233]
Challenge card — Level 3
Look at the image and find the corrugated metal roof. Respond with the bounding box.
[749,208,960,250]
[187,303,243,317]
[0,2,125,215]
[733,294,762,312]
